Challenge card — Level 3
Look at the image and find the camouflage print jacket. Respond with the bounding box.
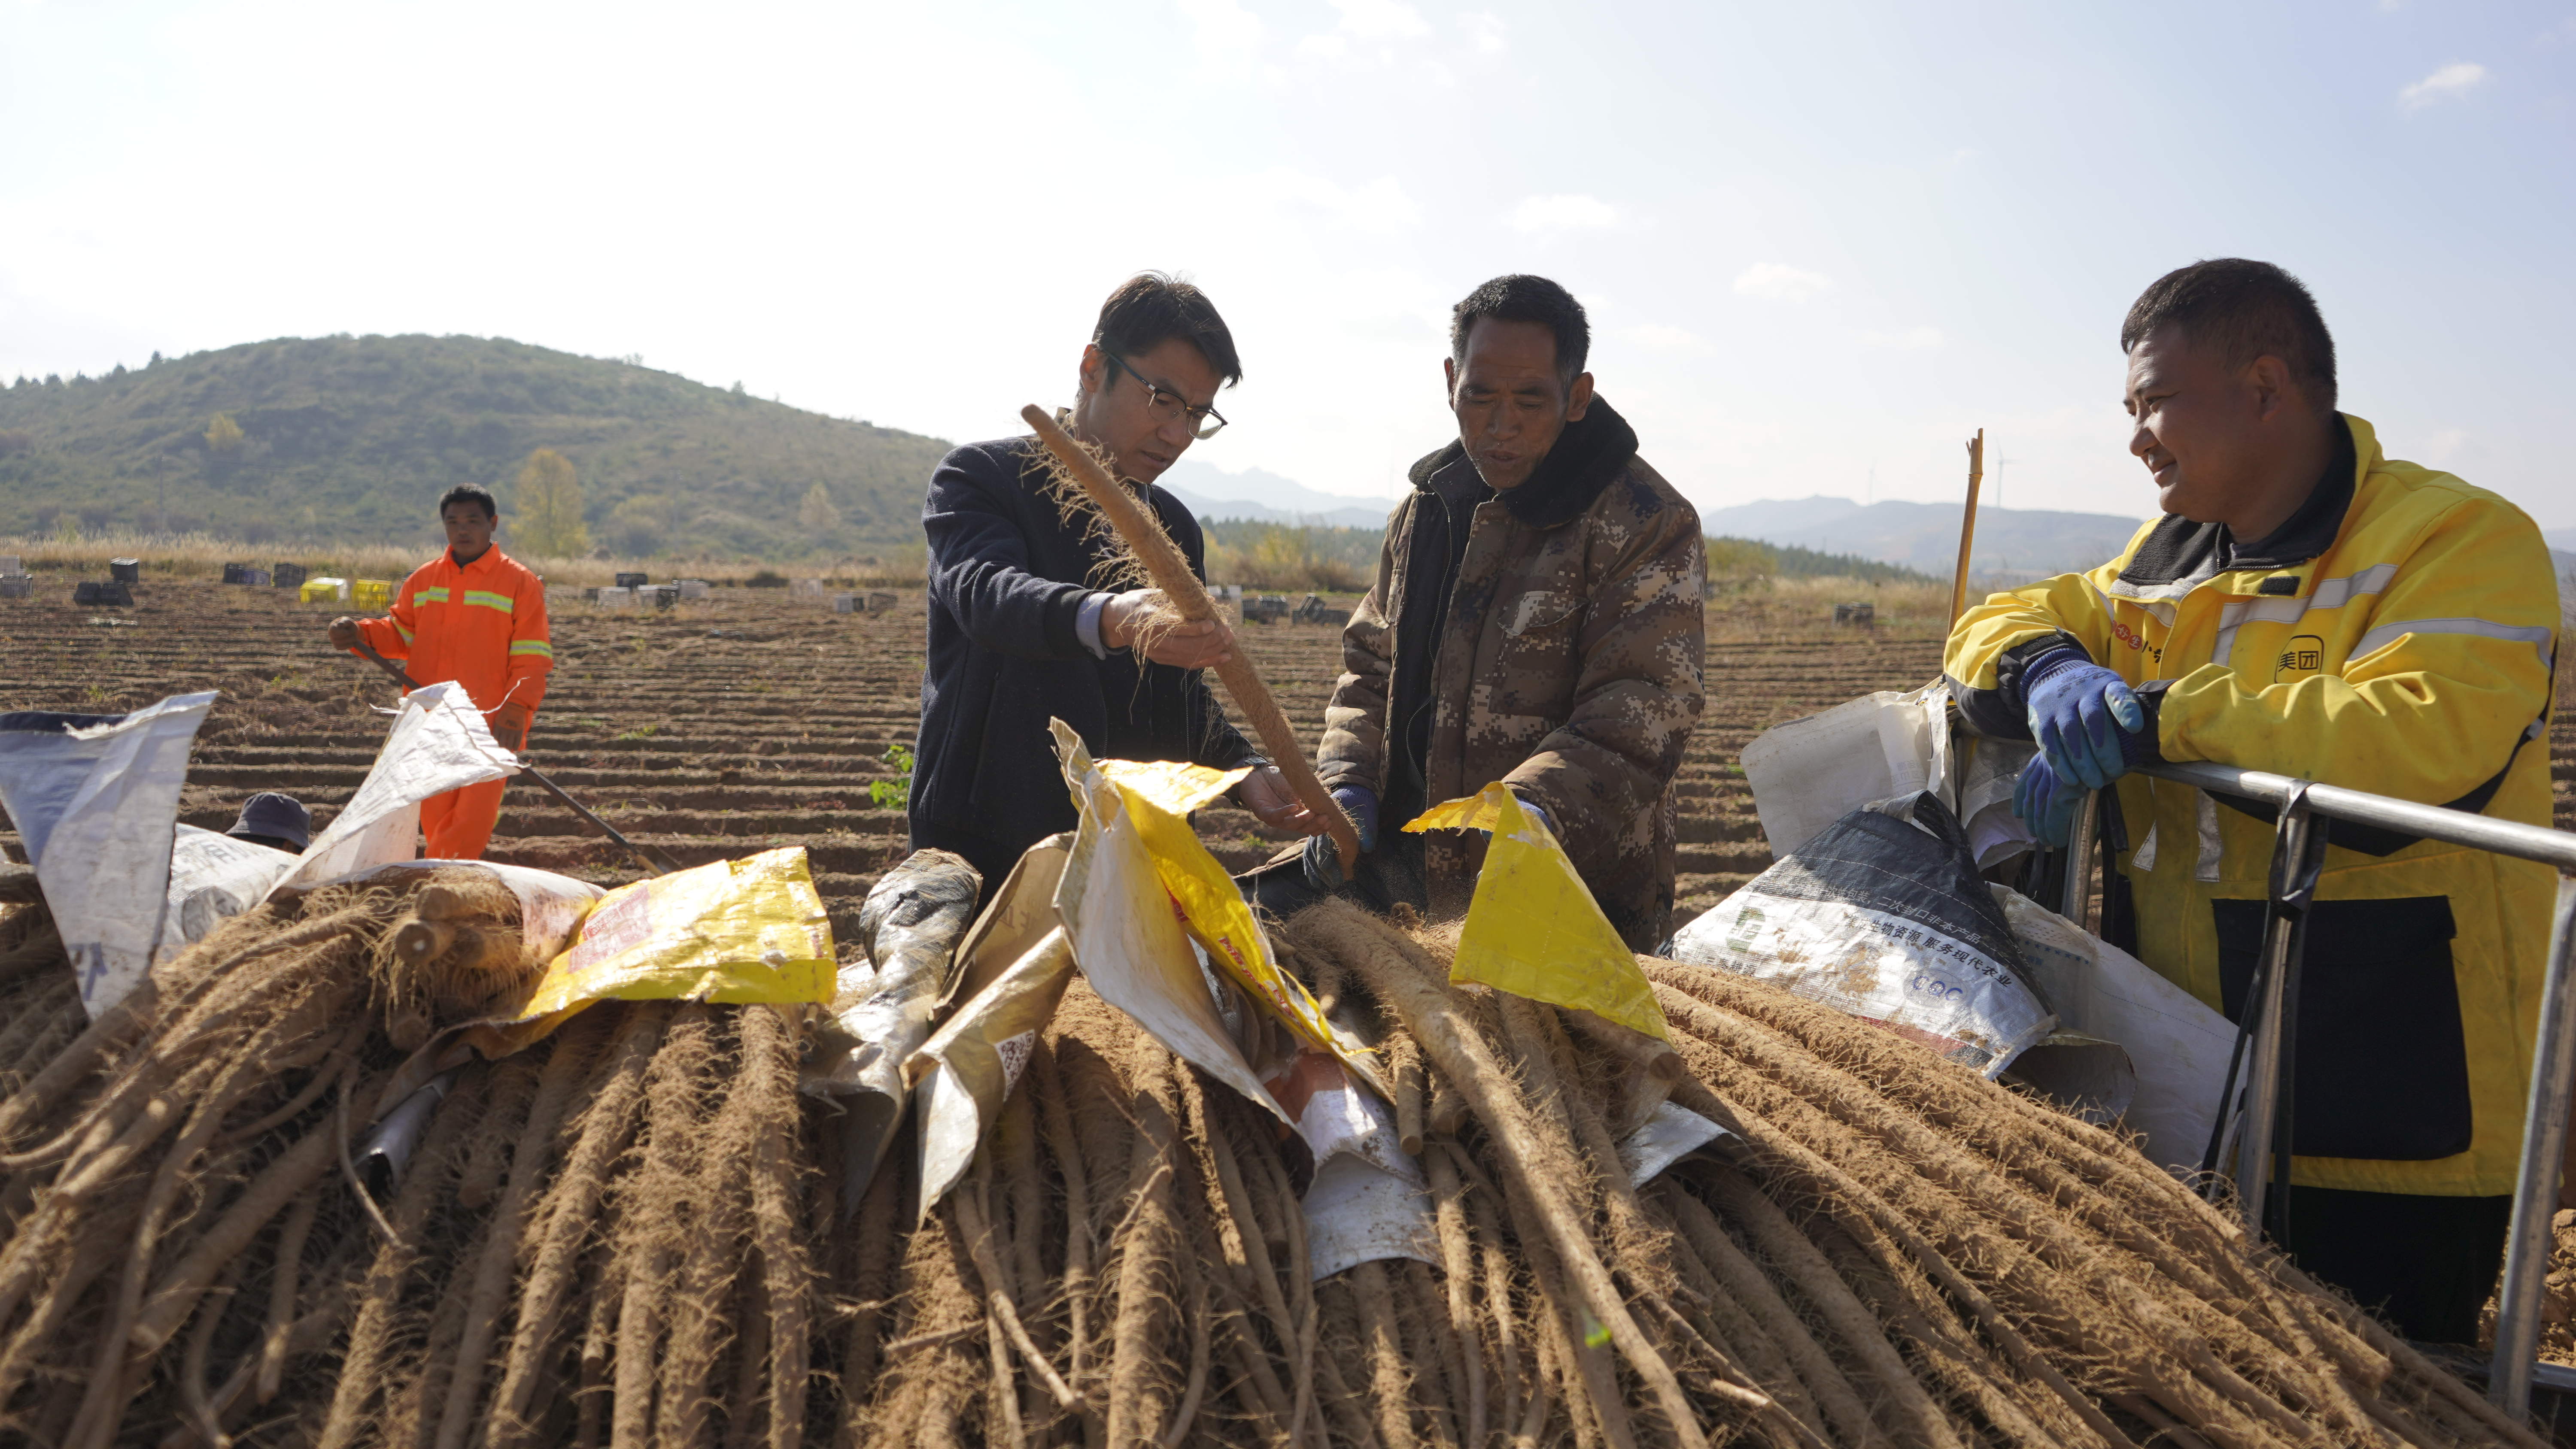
[1317,400,1707,949]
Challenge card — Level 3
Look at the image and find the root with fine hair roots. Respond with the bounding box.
[0,856,2540,1447]
[0,877,830,1448]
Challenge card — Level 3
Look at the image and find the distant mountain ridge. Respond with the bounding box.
[1700,495,2151,576]
[0,334,953,556]
[1157,458,1397,530]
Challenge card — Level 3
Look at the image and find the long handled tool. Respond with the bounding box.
[1947,427,1985,628]
[1022,405,1362,875]
[343,639,682,876]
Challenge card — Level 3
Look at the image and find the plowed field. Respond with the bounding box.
[4,577,2570,940]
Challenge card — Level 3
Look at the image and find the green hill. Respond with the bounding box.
[0,335,953,558]
[1706,536,1936,584]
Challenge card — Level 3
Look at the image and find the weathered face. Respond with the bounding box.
[1071,335,1221,485]
[2123,322,2276,524]
[1444,317,1593,491]
[443,501,497,560]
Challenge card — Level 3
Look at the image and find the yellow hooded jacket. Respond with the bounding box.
[1944,414,2560,1197]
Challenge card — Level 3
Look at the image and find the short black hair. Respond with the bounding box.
[2121,259,2337,412]
[1094,272,1242,387]
[438,482,498,520]
[1450,274,1590,388]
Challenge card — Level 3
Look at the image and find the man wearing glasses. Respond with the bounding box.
[907,272,1328,898]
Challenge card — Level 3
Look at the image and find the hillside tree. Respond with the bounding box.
[514,447,588,558]
[204,414,244,454]
[606,494,674,556]
[799,482,839,534]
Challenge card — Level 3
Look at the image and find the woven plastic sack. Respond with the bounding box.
[0,694,215,1015]
[906,862,1077,1222]
[270,681,516,895]
[1406,782,1669,1043]
[511,846,834,1020]
[1740,682,1952,858]
[1047,721,1377,1098]
[1271,1046,1439,1281]
[1673,792,2055,1077]
[161,826,298,958]
[808,848,982,1217]
[1990,884,2233,1169]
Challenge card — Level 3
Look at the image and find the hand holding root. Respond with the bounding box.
[1234,766,1327,834]
[1102,589,1234,669]
[327,616,361,651]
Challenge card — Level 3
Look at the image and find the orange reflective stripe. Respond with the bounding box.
[392,549,551,713]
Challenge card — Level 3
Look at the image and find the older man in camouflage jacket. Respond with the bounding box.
[1261,275,1706,950]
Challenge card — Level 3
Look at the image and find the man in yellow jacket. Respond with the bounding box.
[1945,258,2558,1345]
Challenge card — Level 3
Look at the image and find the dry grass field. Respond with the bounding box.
[0,529,930,589]
[3,565,2569,944]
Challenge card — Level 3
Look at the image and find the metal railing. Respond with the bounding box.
[2073,759,2576,1415]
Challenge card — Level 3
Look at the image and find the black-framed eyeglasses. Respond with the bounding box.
[1103,352,1227,439]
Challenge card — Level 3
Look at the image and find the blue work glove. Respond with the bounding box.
[2012,754,2087,849]
[1469,791,1550,840]
[1515,795,1554,839]
[1303,785,1379,892]
[1334,785,1379,852]
[2022,650,2145,790]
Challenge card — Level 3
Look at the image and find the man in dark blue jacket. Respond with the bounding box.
[909,273,1326,894]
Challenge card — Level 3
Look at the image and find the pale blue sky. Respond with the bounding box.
[4,1,2569,523]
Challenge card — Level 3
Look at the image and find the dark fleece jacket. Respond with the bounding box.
[1382,397,1642,825]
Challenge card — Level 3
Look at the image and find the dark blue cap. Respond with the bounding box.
[226,792,312,852]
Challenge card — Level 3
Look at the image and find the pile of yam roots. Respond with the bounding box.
[0,867,2558,1448]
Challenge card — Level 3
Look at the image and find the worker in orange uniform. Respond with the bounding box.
[326,482,553,859]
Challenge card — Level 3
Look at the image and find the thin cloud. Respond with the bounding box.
[1297,33,1348,58]
[1857,326,1944,351]
[1622,323,1711,354]
[2400,61,2486,108]
[1329,0,1430,39]
[1218,167,1422,233]
[1175,0,1259,52]
[1510,194,1625,237]
[1461,11,1506,55]
[1733,262,1832,303]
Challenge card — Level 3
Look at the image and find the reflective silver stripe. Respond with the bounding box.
[2209,563,2403,667]
[2088,575,2176,629]
[2101,544,2222,605]
[2350,616,2555,670]
[2193,791,2223,883]
[2308,562,2399,610]
[2105,571,2213,605]
[2211,598,2297,667]
[2131,819,2159,873]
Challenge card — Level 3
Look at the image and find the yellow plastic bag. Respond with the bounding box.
[512,846,835,1020]
[1094,755,1381,1089]
[1035,724,1376,1095]
[1406,783,1670,1043]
